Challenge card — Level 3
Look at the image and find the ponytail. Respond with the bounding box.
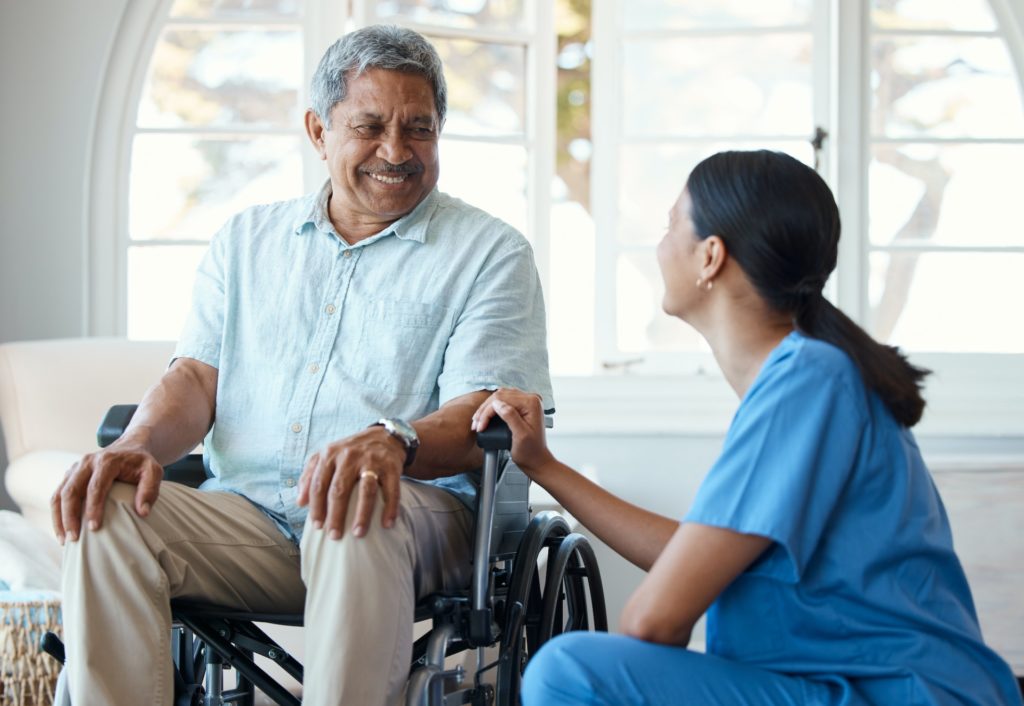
[795,295,930,427]
[687,150,930,428]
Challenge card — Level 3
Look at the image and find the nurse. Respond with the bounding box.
[472,150,1022,705]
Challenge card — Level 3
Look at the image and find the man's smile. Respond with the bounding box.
[368,173,410,185]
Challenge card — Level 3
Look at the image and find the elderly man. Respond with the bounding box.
[53,25,551,706]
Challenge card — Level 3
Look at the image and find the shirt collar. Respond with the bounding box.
[293,179,438,245]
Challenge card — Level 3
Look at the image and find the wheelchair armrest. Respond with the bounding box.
[96,403,207,489]
[97,404,140,448]
[162,457,208,488]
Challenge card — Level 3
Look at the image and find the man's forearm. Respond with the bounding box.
[405,390,490,480]
[118,357,218,466]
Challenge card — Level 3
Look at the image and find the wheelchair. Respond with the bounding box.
[43,405,607,706]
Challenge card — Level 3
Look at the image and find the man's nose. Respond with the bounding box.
[377,130,413,164]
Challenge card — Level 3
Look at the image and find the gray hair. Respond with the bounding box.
[311,25,447,128]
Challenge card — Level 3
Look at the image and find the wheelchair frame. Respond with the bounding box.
[45,405,607,706]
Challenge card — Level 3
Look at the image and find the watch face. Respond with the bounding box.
[393,418,416,440]
[383,418,419,447]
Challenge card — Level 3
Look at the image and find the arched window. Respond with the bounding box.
[91,0,1024,433]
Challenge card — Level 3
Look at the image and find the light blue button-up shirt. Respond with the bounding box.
[174,181,553,542]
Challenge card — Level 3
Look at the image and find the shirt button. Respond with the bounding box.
[325,304,336,315]
[308,363,320,374]
[343,250,352,258]
[291,423,302,433]
[283,478,296,488]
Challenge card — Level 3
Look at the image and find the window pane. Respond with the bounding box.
[549,196,596,375]
[373,0,525,30]
[870,0,996,31]
[138,29,302,128]
[624,35,813,137]
[872,37,1024,138]
[130,135,303,240]
[623,0,811,31]
[617,252,705,352]
[869,251,1024,353]
[869,143,1024,247]
[438,140,527,234]
[169,0,302,18]
[619,142,815,245]
[127,245,208,341]
[433,38,525,137]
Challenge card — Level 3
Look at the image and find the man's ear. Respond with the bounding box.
[700,235,728,283]
[304,109,327,160]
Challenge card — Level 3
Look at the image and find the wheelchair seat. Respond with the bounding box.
[44,405,607,706]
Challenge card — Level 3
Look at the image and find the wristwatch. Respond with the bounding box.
[372,417,419,467]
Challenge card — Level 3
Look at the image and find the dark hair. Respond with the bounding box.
[311,25,447,128]
[686,150,930,427]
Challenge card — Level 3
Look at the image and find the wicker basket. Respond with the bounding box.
[0,598,62,706]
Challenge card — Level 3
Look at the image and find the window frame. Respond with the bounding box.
[89,0,1024,438]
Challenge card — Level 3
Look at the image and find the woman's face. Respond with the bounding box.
[656,186,704,319]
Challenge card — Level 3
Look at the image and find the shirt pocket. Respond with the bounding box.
[351,299,453,396]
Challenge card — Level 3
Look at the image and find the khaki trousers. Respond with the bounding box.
[60,478,474,706]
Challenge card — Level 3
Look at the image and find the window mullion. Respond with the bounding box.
[527,2,555,303]
[591,0,622,371]
[833,0,870,327]
[301,2,350,192]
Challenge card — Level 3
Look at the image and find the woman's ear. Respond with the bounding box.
[699,235,728,284]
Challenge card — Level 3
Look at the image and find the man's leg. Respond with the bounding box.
[61,481,304,706]
[300,479,474,706]
[521,632,856,706]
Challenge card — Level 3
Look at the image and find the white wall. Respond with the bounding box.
[0,0,132,509]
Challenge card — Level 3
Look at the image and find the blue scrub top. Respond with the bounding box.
[685,332,1020,705]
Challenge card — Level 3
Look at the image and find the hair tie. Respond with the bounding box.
[793,276,825,300]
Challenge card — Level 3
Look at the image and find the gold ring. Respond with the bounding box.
[360,469,380,484]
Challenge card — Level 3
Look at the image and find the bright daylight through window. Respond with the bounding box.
[123,0,1024,376]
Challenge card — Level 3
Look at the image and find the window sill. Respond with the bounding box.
[550,353,1024,439]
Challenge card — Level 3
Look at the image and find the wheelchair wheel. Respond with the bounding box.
[538,532,607,644]
[494,512,607,706]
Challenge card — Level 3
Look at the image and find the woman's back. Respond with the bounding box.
[687,332,1019,704]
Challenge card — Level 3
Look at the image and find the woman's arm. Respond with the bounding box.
[472,389,679,571]
[474,388,773,646]
[620,522,771,645]
[520,458,679,571]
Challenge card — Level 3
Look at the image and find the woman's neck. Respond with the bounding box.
[698,296,793,399]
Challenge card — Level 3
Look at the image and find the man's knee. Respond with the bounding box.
[301,491,411,568]
[63,481,172,571]
[105,479,138,508]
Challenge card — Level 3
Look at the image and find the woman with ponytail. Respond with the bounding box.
[473,150,1021,705]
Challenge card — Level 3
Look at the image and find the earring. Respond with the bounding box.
[695,278,703,289]
[706,279,713,291]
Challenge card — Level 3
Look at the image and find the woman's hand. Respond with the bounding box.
[471,388,555,475]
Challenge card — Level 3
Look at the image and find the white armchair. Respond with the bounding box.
[0,338,175,534]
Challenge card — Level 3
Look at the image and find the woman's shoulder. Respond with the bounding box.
[752,332,868,412]
[770,329,856,375]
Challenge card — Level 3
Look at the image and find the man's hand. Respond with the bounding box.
[297,427,405,539]
[51,444,164,544]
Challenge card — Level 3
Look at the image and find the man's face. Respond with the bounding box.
[316,68,441,227]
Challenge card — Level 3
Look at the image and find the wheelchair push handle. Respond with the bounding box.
[475,416,513,451]
[475,412,554,452]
